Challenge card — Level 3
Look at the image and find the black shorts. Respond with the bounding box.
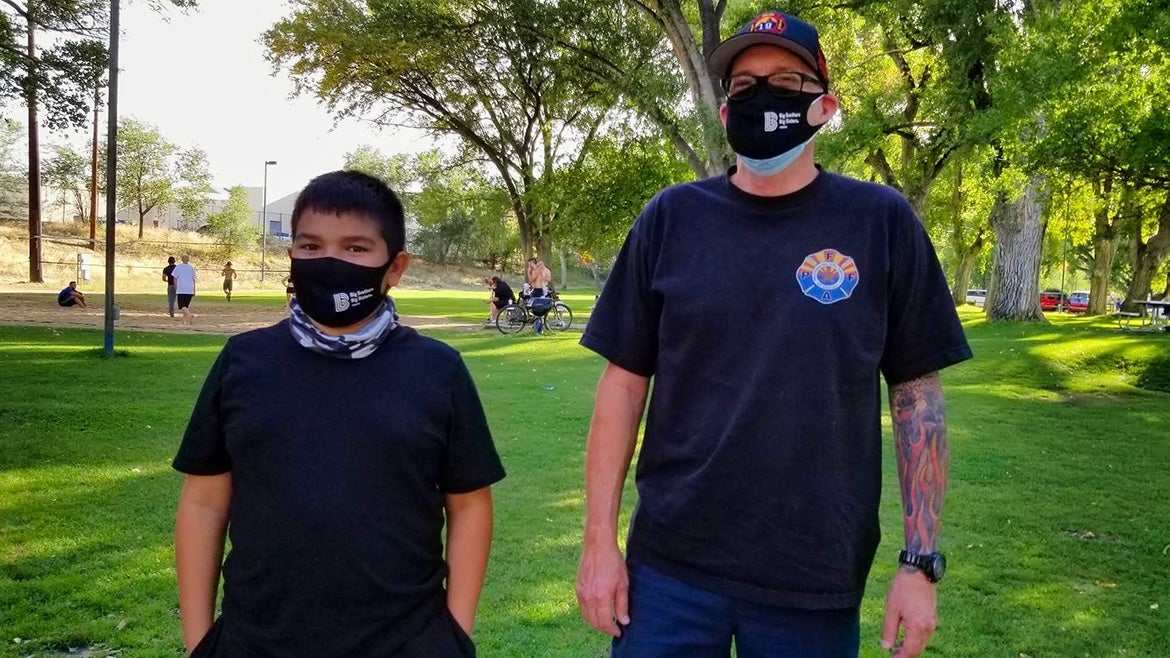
[177,294,194,309]
[223,279,233,292]
[493,299,511,309]
[58,298,76,307]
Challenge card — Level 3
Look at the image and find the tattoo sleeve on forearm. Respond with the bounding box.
[890,372,949,559]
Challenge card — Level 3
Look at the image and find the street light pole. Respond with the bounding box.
[261,160,276,282]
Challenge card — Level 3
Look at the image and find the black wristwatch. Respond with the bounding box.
[898,550,946,583]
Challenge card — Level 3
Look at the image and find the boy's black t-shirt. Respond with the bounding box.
[163,263,176,285]
[173,322,505,656]
[581,168,972,609]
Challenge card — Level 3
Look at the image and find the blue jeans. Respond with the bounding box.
[611,563,860,658]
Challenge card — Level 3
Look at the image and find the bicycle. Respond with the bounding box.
[496,296,573,335]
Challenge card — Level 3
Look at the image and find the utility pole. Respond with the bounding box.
[27,3,43,282]
[261,160,276,282]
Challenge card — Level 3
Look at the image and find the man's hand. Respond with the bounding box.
[575,539,630,637]
[881,568,938,657]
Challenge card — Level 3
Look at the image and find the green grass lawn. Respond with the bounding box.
[0,307,1167,657]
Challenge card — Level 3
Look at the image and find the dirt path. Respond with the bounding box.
[0,293,477,336]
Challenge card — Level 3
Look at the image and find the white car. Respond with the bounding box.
[965,289,987,307]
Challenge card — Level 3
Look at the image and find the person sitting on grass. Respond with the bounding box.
[57,281,87,308]
[173,170,505,658]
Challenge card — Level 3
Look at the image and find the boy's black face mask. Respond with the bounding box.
[290,256,391,328]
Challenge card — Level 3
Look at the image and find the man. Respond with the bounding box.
[57,281,87,308]
[163,256,177,317]
[576,11,971,658]
[173,254,197,326]
[484,276,515,326]
[222,261,236,301]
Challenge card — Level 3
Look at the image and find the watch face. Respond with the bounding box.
[930,553,947,582]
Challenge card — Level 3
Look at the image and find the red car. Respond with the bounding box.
[1039,291,1066,311]
[1066,291,1090,313]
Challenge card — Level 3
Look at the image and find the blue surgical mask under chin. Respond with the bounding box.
[739,139,809,176]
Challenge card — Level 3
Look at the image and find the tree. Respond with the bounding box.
[343,145,412,191]
[1024,0,1170,313]
[115,117,175,238]
[1,0,195,279]
[205,185,259,253]
[266,0,614,262]
[985,174,1048,321]
[173,147,211,227]
[42,142,91,223]
[544,133,690,267]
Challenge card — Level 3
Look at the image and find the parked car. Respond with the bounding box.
[965,288,987,307]
[1039,290,1066,311]
[1066,291,1090,313]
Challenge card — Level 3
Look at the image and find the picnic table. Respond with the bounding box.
[1118,299,1170,331]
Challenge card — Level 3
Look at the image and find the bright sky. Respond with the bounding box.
[111,0,425,199]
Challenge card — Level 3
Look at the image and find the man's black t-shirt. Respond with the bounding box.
[163,263,176,286]
[493,281,515,308]
[581,168,972,609]
[173,322,505,656]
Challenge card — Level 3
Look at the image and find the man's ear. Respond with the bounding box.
[719,102,728,126]
[382,251,411,290]
[286,247,293,259]
[809,93,840,127]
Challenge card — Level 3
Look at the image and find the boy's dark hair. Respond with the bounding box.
[168,256,175,264]
[68,281,76,286]
[292,170,406,256]
[490,276,502,285]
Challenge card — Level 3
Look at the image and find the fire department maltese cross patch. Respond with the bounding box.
[796,249,860,305]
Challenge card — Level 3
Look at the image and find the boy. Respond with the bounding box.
[221,261,235,301]
[164,256,177,317]
[57,281,87,307]
[174,170,505,657]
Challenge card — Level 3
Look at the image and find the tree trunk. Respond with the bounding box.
[1155,270,1169,300]
[1121,194,1170,310]
[987,177,1047,322]
[89,81,99,250]
[1087,235,1120,315]
[557,249,567,290]
[1086,175,1125,315]
[950,233,984,305]
[635,0,727,175]
[26,8,43,283]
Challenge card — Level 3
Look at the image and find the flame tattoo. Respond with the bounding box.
[890,372,949,569]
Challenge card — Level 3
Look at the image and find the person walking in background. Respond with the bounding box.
[222,261,236,301]
[172,254,197,326]
[576,11,971,658]
[57,281,87,308]
[163,256,177,317]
